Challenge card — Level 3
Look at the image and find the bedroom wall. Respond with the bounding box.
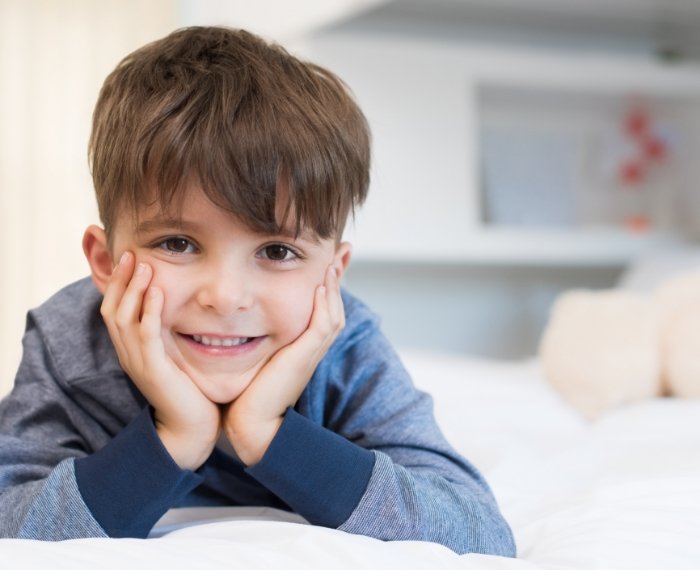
[2,1,687,396]
[0,0,179,397]
[0,0,388,397]
[344,262,622,359]
[301,4,700,360]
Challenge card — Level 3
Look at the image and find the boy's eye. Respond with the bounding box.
[259,244,297,262]
[159,237,197,254]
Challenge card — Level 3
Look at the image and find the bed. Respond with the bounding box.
[2,347,699,569]
[4,250,700,568]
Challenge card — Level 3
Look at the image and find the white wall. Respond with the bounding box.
[0,0,383,397]
[344,262,622,358]
[0,0,385,397]
[0,0,178,397]
[2,0,672,397]
[301,29,695,358]
[178,0,385,43]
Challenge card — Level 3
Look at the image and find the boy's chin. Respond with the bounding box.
[194,374,254,405]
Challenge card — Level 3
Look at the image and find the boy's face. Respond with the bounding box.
[86,185,350,404]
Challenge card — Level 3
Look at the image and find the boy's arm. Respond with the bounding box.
[0,317,201,540]
[244,322,516,557]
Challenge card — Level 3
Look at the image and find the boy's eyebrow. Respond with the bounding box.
[134,217,201,235]
[274,225,312,240]
[275,225,323,244]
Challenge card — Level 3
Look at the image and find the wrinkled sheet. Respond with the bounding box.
[2,350,699,569]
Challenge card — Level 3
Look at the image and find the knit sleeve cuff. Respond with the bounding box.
[74,407,203,537]
[246,408,375,527]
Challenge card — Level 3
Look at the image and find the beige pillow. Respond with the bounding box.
[540,290,661,420]
[655,271,700,398]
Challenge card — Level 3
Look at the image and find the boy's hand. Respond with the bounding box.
[223,265,345,466]
[101,252,221,471]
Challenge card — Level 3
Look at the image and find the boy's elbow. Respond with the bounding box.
[479,515,517,558]
[449,501,517,557]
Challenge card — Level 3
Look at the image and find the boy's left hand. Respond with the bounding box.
[222,264,345,466]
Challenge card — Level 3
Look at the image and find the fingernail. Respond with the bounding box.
[136,262,147,275]
[119,252,129,266]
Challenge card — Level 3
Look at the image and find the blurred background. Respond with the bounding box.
[2,0,700,396]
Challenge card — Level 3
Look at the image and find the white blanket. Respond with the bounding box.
[3,350,699,569]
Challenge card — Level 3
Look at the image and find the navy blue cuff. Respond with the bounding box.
[246,408,375,528]
[74,407,203,538]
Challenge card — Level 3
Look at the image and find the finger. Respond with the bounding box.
[325,264,345,331]
[309,282,332,341]
[112,262,153,372]
[136,286,169,398]
[302,283,342,359]
[140,286,164,352]
[114,262,153,331]
[101,251,135,358]
[311,266,342,341]
[100,251,134,324]
[140,287,202,395]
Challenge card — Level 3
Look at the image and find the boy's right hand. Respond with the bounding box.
[101,252,220,471]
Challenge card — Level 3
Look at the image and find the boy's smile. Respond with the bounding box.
[85,185,350,404]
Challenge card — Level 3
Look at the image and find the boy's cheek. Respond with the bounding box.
[161,329,181,358]
[282,285,318,341]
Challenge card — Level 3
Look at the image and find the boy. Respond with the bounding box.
[0,27,515,556]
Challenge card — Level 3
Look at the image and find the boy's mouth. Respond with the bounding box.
[190,334,254,347]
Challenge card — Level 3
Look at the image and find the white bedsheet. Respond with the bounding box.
[3,350,699,569]
[404,350,700,569]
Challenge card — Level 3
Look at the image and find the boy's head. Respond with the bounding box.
[83,27,371,403]
[89,26,370,243]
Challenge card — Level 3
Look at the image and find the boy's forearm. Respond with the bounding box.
[0,409,202,540]
[245,408,515,556]
[74,407,203,537]
[339,452,517,556]
[246,408,375,527]
[0,459,107,540]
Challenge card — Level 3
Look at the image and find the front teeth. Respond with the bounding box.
[192,334,250,347]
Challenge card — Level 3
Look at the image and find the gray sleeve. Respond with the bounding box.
[325,329,516,556]
[339,452,514,555]
[0,321,105,539]
[6,459,106,539]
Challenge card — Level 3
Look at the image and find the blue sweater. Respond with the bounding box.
[0,278,515,555]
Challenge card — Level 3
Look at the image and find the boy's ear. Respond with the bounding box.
[82,225,114,294]
[333,241,352,280]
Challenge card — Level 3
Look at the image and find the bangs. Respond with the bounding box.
[90,27,370,239]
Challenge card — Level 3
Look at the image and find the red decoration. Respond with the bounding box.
[643,136,667,162]
[624,215,651,233]
[617,104,669,187]
[618,160,646,186]
[624,108,650,139]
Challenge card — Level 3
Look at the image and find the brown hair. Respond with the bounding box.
[89,26,370,240]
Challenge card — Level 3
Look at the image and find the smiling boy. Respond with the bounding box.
[0,27,515,555]
[84,184,352,469]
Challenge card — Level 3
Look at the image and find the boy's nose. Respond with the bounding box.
[196,267,254,315]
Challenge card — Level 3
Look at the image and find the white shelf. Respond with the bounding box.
[351,228,684,266]
[466,46,700,97]
[310,33,700,268]
[314,34,700,97]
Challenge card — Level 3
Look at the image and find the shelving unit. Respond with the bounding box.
[349,227,683,266]
[307,31,700,266]
[301,1,700,358]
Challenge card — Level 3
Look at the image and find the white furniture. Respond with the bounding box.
[307,29,700,266]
